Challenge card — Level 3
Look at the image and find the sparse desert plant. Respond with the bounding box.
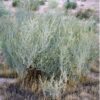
[64,0,77,9]
[1,10,98,80]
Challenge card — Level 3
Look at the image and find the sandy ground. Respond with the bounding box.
[3,0,99,14]
[76,0,99,16]
[0,78,17,86]
[0,78,17,100]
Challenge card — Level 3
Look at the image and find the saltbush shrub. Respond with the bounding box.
[1,10,98,79]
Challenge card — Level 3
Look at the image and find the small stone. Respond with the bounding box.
[65,95,80,100]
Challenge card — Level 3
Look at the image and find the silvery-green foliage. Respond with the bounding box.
[0,1,10,50]
[2,11,98,77]
[0,1,10,33]
[15,8,34,25]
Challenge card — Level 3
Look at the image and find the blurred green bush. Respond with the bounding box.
[12,0,20,7]
[64,0,77,9]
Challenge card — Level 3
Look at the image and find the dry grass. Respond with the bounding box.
[79,75,99,85]
[64,80,78,94]
[0,64,18,78]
